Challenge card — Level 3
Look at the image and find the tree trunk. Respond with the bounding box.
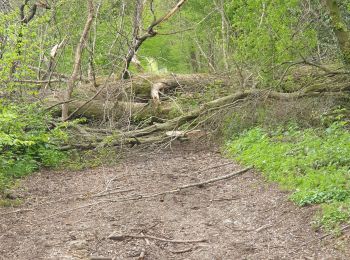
[121,0,188,79]
[62,0,94,121]
[215,0,229,71]
[325,0,350,66]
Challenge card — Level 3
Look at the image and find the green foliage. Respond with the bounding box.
[0,104,67,193]
[226,117,350,229]
[0,9,50,87]
[315,201,350,232]
[226,0,318,85]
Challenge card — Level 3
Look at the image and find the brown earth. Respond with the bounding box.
[1,142,350,260]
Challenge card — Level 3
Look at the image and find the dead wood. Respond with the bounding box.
[45,73,231,120]
[91,188,135,199]
[168,247,194,254]
[57,85,348,150]
[120,88,348,139]
[25,167,251,221]
[106,167,252,203]
[0,208,34,216]
[108,233,207,243]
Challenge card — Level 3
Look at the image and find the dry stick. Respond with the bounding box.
[0,208,34,216]
[138,248,146,260]
[9,79,64,84]
[108,167,253,203]
[91,188,135,198]
[175,166,252,190]
[168,247,194,254]
[30,167,252,221]
[0,194,86,217]
[255,223,273,233]
[44,99,77,111]
[108,233,207,244]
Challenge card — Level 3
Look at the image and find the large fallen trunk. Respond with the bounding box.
[59,86,349,150]
[128,89,349,136]
[46,97,175,120]
[78,73,233,100]
[45,73,235,120]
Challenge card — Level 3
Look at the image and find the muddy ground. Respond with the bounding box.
[1,142,349,260]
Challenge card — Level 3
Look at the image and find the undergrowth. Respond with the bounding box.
[226,111,350,231]
[0,104,68,197]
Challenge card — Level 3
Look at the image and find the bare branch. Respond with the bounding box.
[121,0,188,79]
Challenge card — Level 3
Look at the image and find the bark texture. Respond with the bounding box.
[62,0,94,121]
[326,0,350,66]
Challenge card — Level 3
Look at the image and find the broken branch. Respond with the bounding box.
[108,233,207,243]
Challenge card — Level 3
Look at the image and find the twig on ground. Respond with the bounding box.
[210,196,239,202]
[255,223,273,232]
[0,208,34,216]
[89,257,113,260]
[91,188,135,198]
[27,167,251,221]
[141,232,150,245]
[168,247,194,254]
[138,248,146,260]
[108,233,207,243]
[107,167,253,203]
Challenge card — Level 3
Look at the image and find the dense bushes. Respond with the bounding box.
[0,104,67,193]
[226,113,350,230]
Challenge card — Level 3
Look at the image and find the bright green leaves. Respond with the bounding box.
[226,0,317,85]
[226,120,350,229]
[0,9,46,90]
[0,104,67,193]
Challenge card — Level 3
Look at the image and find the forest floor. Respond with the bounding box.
[1,141,350,260]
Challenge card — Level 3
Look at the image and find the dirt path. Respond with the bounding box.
[1,143,349,260]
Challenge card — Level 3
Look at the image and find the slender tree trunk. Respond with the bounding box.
[325,0,350,66]
[0,0,10,59]
[62,0,94,121]
[121,0,144,79]
[215,0,229,71]
[121,0,188,79]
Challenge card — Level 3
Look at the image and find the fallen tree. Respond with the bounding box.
[60,84,349,150]
[45,73,235,120]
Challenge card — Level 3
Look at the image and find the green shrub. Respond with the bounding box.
[0,104,67,193]
[226,120,350,230]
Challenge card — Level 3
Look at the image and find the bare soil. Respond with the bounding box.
[1,142,349,260]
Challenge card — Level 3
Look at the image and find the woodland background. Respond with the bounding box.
[0,0,350,231]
